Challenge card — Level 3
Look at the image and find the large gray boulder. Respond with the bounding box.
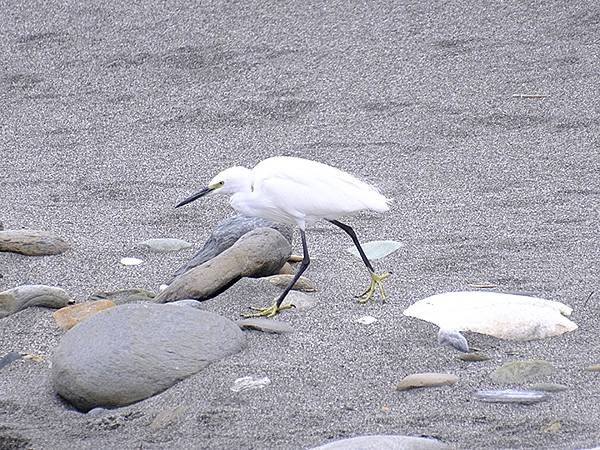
[171,215,293,279]
[156,227,291,303]
[51,303,245,412]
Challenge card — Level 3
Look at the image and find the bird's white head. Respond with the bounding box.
[176,166,252,208]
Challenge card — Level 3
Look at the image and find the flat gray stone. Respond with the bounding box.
[346,240,404,261]
[0,285,72,319]
[157,227,291,303]
[51,303,245,412]
[172,215,293,279]
[236,318,294,334]
[490,360,556,384]
[310,435,450,449]
[88,288,156,305]
[474,389,548,404]
[138,238,192,252]
[0,229,69,256]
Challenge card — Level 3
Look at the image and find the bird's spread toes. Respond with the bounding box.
[243,302,294,318]
[355,272,390,304]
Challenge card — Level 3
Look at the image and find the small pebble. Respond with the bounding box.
[397,373,459,391]
[585,364,600,372]
[459,352,490,362]
[120,257,144,266]
[264,274,316,292]
[236,318,294,334]
[138,238,192,253]
[346,240,404,260]
[356,316,377,325]
[231,375,271,393]
[287,291,317,310]
[438,328,469,353]
[53,300,116,330]
[474,389,547,404]
[528,383,568,392]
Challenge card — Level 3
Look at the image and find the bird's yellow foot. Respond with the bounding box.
[243,302,294,318]
[355,271,390,303]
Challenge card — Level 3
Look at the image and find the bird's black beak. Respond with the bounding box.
[175,187,213,208]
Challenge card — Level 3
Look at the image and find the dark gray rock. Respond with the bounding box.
[0,352,24,370]
[310,435,451,449]
[0,229,69,256]
[172,215,293,279]
[156,228,291,303]
[0,285,73,319]
[51,303,245,412]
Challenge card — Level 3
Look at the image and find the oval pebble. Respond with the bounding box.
[120,257,144,266]
[356,316,377,325]
[474,389,548,404]
[397,373,459,391]
[138,238,192,252]
[231,375,271,393]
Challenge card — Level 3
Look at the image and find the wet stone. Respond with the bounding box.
[490,360,556,384]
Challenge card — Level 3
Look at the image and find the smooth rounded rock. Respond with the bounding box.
[172,215,293,279]
[474,389,548,404]
[138,238,192,253]
[0,229,69,256]
[156,228,291,303]
[236,318,294,334]
[51,303,245,412]
[437,328,469,353]
[310,434,451,449]
[396,373,459,391]
[0,285,72,319]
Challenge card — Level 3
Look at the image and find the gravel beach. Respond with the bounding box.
[1,1,599,449]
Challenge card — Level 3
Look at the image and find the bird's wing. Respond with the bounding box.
[252,157,388,221]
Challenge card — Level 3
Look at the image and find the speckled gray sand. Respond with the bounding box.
[1,1,599,449]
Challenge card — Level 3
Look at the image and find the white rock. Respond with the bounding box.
[120,257,144,266]
[346,240,404,261]
[355,315,377,325]
[404,291,577,341]
[231,375,271,393]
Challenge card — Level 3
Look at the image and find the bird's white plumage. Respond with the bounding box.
[220,157,390,229]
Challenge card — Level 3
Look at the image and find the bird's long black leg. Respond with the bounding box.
[328,220,374,272]
[275,229,310,309]
[244,230,310,318]
[328,219,389,303]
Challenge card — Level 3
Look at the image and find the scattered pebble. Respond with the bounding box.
[541,420,561,433]
[53,300,116,330]
[474,389,548,404]
[120,257,144,266]
[288,254,303,263]
[0,285,73,318]
[150,405,186,431]
[490,360,556,384]
[159,284,169,292]
[138,238,192,253]
[459,352,491,362]
[0,229,69,256]
[346,240,404,261]
[88,288,156,305]
[231,375,271,393]
[236,318,294,334]
[585,364,600,372]
[287,291,317,311]
[355,315,377,325]
[264,274,316,292]
[437,328,469,352]
[528,383,569,392]
[396,373,459,391]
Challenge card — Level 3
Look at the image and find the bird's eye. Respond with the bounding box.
[217,181,224,187]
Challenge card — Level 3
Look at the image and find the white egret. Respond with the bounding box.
[176,156,391,317]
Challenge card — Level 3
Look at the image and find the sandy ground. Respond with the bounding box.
[1,1,599,449]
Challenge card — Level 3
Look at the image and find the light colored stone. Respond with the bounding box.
[310,434,450,449]
[53,300,116,330]
[437,328,469,352]
[230,375,271,393]
[138,238,192,252]
[150,405,186,431]
[396,373,458,391]
[0,229,69,256]
[404,291,577,341]
[51,303,245,412]
[346,240,404,261]
[458,352,490,362]
[88,288,156,305]
[263,274,316,292]
[0,285,72,318]
[278,262,295,275]
[490,360,556,384]
[120,257,143,266]
[156,228,291,303]
[474,389,548,404]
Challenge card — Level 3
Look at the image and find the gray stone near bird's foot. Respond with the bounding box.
[236,318,294,334]
[156,228,291,303]
[51,303,244,412]
[0,285,73,319]
[309,434,451,449]
[0,229,69,256]
[171,215,293,280]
